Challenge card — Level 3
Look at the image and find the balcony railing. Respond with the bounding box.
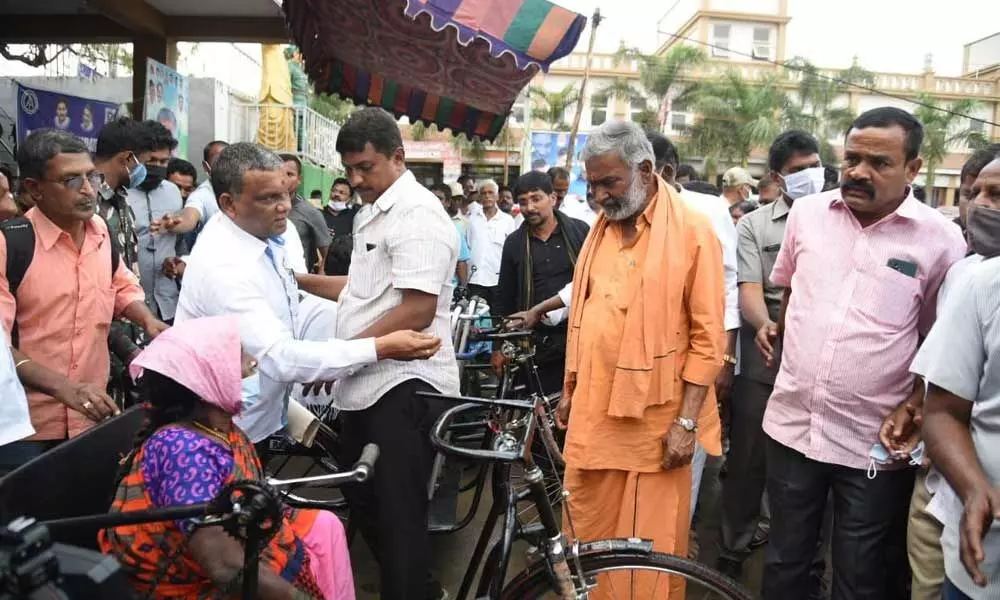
[228,104,342,170]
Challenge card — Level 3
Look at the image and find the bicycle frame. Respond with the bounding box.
[423,393,582,600]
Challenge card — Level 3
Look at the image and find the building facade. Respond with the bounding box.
[512,0,1000,206]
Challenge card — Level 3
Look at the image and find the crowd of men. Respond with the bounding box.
[0,102,999,600]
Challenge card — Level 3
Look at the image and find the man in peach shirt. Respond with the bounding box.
[559,121,725,599]
[0,129,167,475]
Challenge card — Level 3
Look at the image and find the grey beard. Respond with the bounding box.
[602,171,647,221]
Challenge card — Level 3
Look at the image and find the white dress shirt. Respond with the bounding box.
[185,179,220,224]
[468,208,516,287]
[335,170,460,410]
[0,328,34,447]
[559,194,598,227]
[280,219,309,274]
[175,214,378,442]
[680,185,740,331]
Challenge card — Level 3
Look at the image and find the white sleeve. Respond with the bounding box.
[281,226,308,274]
[557,281,573,308]
[210,275,377,383]
[718,208,740,331]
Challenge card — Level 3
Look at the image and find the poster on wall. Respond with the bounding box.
[530,131,590,198]
[144,58,189,159]
[16,83,121,152]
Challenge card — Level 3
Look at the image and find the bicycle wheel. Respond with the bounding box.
[501,546,752,600]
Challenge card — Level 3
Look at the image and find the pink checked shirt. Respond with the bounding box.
[763,189,965,469]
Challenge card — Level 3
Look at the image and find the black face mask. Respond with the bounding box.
[138,165,166,192]
[967,204,1000,258]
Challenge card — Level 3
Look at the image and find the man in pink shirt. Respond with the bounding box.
[761,107,966,600]
[0,129,167,475]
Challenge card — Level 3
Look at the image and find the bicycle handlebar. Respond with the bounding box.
[267,443,379,489]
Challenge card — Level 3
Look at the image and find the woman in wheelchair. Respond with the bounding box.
[98,316,353,600]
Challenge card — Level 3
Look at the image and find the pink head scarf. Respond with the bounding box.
[129,316,244,415]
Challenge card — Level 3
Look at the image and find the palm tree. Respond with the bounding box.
[686,70,787,174]
[914,94,989,198]
[529,84,579,131]
[783,57,876,163]
[587,77,645,125]
[615,44,705,131]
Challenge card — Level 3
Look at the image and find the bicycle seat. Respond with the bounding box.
[0,405,148,550]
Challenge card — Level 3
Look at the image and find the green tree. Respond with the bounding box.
[451,133,487,165]
[1,43,132,76]
[914,94,989,197]
[633,109,661,132]
[410,120,438,141]
[615,44,705,131]
[782,57,876,164]
[529,84,579,130]
[595,77,645,104]
[591,77,646,126]
[308,93,355,124]
[687,70,787,174]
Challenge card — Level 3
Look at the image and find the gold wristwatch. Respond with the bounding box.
[722,354,737,366]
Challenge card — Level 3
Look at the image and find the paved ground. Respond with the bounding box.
[301,454,778,599]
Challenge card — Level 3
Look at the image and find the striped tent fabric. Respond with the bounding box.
[283,0,586,141]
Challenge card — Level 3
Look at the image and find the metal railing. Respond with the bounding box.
[228,103,342,170]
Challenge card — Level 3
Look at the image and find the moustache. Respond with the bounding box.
[841,179,876,199]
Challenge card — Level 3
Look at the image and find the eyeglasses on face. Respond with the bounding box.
[43,171,104,192]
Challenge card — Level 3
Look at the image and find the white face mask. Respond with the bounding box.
[329,201,348,211]
[782,166,825,200]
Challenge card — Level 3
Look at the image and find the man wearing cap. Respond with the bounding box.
[722,167,758,208]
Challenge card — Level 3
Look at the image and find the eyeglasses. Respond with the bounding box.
[43,172,104,192]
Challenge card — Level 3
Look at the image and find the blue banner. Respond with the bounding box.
[15,83,122,153]
[530,131,590,198]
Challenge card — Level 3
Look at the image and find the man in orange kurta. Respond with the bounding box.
[558,121,726,599]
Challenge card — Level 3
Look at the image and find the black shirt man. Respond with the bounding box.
[493,171,589,395]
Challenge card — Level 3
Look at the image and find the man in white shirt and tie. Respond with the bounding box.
[333,107,460,600]
[174,142,440,451]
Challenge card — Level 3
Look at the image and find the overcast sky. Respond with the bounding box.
[560,0,1000,76]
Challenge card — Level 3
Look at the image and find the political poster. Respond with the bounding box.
[15,83,121,153]
[529,131,590,198]
[144,58,189,159]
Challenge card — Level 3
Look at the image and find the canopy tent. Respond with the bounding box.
[283,0,586,141]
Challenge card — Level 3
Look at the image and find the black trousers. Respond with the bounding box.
[340,379,447,600]
[720,376,772,562]
[762,438,914,600]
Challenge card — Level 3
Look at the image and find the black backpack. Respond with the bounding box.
[0,216,120,347]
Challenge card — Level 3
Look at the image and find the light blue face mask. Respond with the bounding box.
[868,441,925,479]
[240,373,261,414]
[128,155,147,189]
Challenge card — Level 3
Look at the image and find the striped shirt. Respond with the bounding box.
[334,170,460,410]
[763,189,965,469]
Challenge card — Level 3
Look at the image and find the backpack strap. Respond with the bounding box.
[0,216,36,348]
